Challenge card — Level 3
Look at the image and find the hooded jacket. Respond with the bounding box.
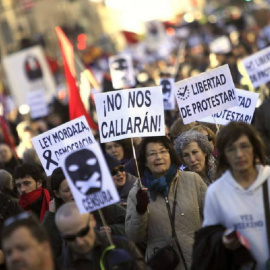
[203,165,270,270]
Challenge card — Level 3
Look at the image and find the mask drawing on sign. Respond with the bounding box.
[161,80,171,102]
[65,149,102,196]
[24,55,43,81]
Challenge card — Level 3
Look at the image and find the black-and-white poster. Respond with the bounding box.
[60,144,120,213]
[109,54,135,89]
[31,116,95,176]
[160,78,175,110]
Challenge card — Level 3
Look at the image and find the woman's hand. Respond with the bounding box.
[136,188,150,214]
[49,199,56,213]
[222,229,241,250]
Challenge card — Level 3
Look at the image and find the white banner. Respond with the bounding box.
[60,144,120,213]
[2,45,56,107]
[31,116,95,176]
[109,54,135,89]
[199,89,259,125]
[174,64,238,124]
[26,89,49,119]
[242,46,270,88]
[160,78,175,111]
[209,36,232,54]
[94,86,165,143]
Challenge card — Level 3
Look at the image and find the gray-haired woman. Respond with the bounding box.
[174,130,216,186]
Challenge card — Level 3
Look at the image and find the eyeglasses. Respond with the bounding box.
[110,166,125,176]
[62,215,90,242]
[146,149,169,159]
[4,211,33,227]
[225,143,252,155]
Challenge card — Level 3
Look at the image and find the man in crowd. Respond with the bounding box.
[55,201,147,270]
[2,212,55,270]
[13,163,50,222]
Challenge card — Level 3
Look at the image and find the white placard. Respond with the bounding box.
[60,144,120,213]
[242,46,270,88]
[94,86,165,143]
[31,116,95,176]
[174,64,238,124]
[160,78,175,110]
[209,36,232,54]
[26,89,49,119]
[199,89,259,125]
[2,45,56,107]
[145,20,166,51]
[109,54,135,89]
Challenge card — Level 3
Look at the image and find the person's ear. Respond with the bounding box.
[53,190,61,198]
[37,180,42,188]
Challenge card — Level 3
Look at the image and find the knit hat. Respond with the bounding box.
[104,153,121,169]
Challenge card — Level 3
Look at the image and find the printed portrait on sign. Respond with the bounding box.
[160,79,172,102]
[160,78,175,111]
[24,55,43,81]
[64,148,102,196]
[109,54,135,89]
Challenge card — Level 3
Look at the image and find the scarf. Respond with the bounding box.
[144,164,178,201]
[19,187,50,222]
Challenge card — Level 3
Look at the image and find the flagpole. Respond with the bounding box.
[130,138,142,188]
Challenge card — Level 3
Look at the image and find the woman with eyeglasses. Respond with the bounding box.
[125,136,206,270]
[174,130,216,186]
[105,154,137,208]
[201,122,270,269]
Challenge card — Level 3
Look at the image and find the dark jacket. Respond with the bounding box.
[191,225,256,270]
[43,204,127,260]
[60,232,147,270]
[0,192,22,270]
[117,173,136,206]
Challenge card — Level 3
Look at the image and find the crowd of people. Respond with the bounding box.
[1,3,270,270]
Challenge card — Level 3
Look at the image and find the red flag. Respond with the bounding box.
[55,26,98,130]
[0,117,18,159]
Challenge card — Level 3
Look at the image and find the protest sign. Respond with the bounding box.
[31,116,95,176]
[60,144,120,213]
[199,89,259,125]
[26,89,49,119]
[2,45,56,107]
[94,86,165,143]
[209,36,232,54]
[160,78,175,110]
[242,46,270,88]
[174,64,238,124]
[109,54,135,89]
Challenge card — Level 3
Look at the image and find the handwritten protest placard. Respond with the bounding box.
[160,78,175,110]
[199,89,259,125]
[60,144,120,213]
[174,64,238,124]
[109,54,135,89]
[242,46,270,88]
[32,116,95,176]
[94,86,165,143]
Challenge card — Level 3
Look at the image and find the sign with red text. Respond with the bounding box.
[174,64,238,124]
